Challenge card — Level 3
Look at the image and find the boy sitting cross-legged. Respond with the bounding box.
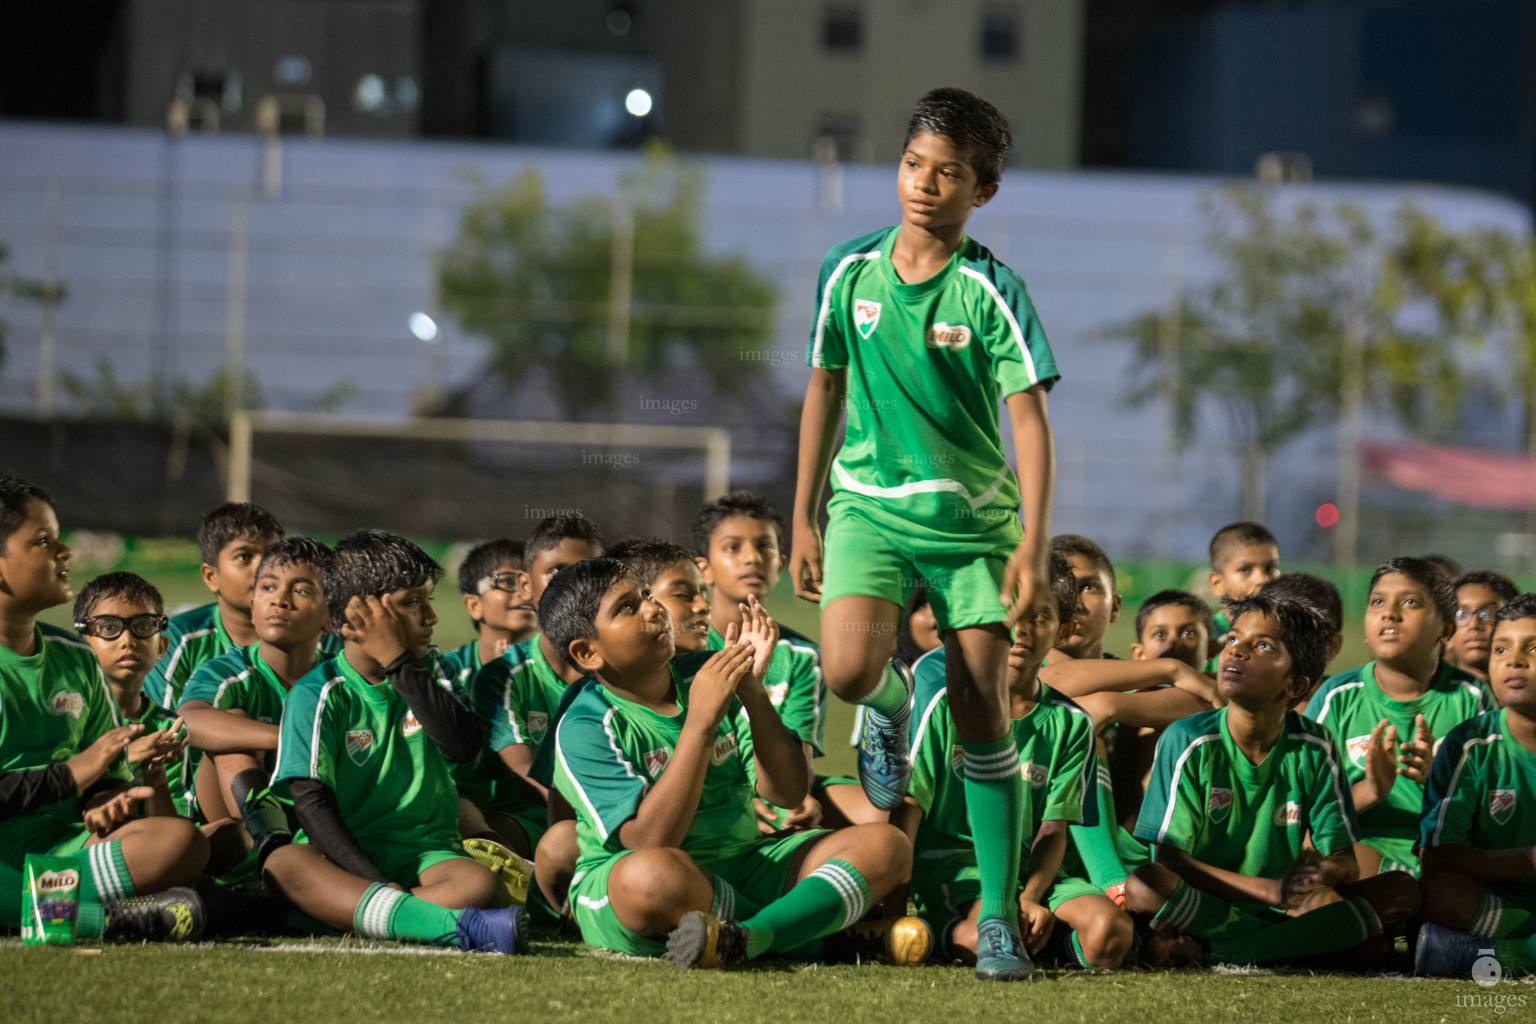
[905,551,1133,971]
[540,557,930,967]
[1125,594,1420,968]
[262,530,527,953]
[1416,593,1536,979]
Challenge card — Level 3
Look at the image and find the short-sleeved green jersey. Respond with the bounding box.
[706,624,824,755]
[806,227,1059,538]
[118,689,191,815]
[1306,661,1494,846]
[0,624,126,858]
[272,652,461,856]
[1134,709,1359,879]
[551,664,758,876]
[908,647,1096,853]
[180,642,296,782]
[145,603,232,712]
[454,638,567,809]
[440,641,482,697]
[1420,709,1536,903]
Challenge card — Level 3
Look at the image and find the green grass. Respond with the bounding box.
[0,936,1512,1024]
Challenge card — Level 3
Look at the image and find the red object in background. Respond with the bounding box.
[1361,441,1536,511]
[1315,503,1340,527]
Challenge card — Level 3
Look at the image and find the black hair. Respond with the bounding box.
[904,87,1012,188]
[895,585,932,665]
[1051,533,1116,589]
[1047,550,1077,625]
[73,571,164,622]
[538,557,634,670]
[608,537,698,589]
[0,475,53,547]
[1420,554,1463,583]
[1134,589,1217,642]
[258,537,334,581]
[197,502,284,567]
[1260,573,1344,635]
[692,490,786,558]
[457,539,526,596]
[1224,593,1330,691]
[323,530,444,634]
[1454,570,1520,606]
[1494,593,1536,628]
[1370,556,1456,625]
[1208,521,1278,571]
[525,514,604,563]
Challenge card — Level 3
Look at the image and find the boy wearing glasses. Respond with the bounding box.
[443,539,538,693]
[1444,571,1520,684]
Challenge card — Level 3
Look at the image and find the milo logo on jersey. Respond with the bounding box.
[1490,789,1517,825]
[926,322,972,351]
[1346,735,1373,768]
[345,729,374,765]
[1019,760,1048,788]
[401,711,422,738]
[1273,801,1301,827]
[644,747,671,779]
[1207,787,1234,823]
[853,299,882,339]
[712,733,739,765]
[49,692,84,718]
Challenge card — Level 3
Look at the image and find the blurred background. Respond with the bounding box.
[1,0,1534,660]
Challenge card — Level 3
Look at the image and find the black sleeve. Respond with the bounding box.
[289,778,390,884]
[384,652,485,764]
[0,764,78,818]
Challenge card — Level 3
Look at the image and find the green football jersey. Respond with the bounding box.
[272,652,462,856]
[707,624,825,755]
[806,227,1059,539]
[456,637,567,810]
[441,640,482,697]
[118,688,191,815]
[1420,709,1536,903]
[551,663,759,876]
[1306,661,1494,847]
[1134,708,1360,880]
[180,642,296,784]
[908,646,1097,853]
[146,603,232,712]
[0,624,126,859]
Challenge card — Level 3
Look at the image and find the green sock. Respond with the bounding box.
[859,665,909,718]
[1157,881,1381,965]
[739,858,871,959]
[352,883,463,946]
[1494,933,1536,971]
[962,736,1024,924]
[1475,889,1534,938]
[1067,757,1128,892]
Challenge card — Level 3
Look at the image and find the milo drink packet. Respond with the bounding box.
[21,854,80,946]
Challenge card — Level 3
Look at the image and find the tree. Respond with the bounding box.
[436,150,778,418]
[0,243,65,375]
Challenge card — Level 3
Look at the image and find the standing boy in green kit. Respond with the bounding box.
[790,87,1059,980]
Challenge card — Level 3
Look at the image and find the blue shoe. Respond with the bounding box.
[974,917,1034,981]
[1414,923,1490,979]
[456,905,529,955]
[857,659,914,811]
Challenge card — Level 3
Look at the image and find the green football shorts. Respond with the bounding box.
[1361,836,1418,877]
[911,845,1103,921]
[571,830,828,957]
[820,496,1022,631]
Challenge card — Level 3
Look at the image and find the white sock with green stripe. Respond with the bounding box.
[352,882,463,946]
[77,841,135,938]
[739,858,872,959]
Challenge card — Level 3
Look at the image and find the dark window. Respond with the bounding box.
[824,4,862,53]
[980,7,1018,61]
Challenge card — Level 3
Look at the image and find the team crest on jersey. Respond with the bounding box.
[853,299,882,339]
[1207,787,1233,824]
[950,745,965,776]
[1346,735,1373,767]
[1490,789,1517,825]
[345,729,374,765]
[644,747,671,779]
[526,711,549,734]
[766,683,789,707]
[1020,760,1048,789]
[1273,801,1301,827]
[926,322,972,351]
[401,711,422,738]
[712,733,739,765]
[49,691,84,718]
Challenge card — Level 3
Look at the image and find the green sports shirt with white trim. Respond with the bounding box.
[1306,661,1494,845]
[1419,708,1536,905]
[806,227,1060,539]
[1134,708,1360,880]
[0,623,126,858]
[456,636,568,810]
[707,624,825,755]
[145,602,232,712]
[271,652,462,856]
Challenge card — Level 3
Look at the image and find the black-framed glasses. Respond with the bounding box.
[1455,607,1498,626]
[477,570,529,596]
[74,614,169,640]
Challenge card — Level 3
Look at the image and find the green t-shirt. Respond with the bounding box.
[806,227,1059,538]
[118,688,190,816]
[441,640,482,697]
[908,646,1096,855]
[551,663,758,876]
[707,624,825,755]
[1134,708,1360,881]
[1305,661,1494,844]
[179,641,296,809]
[456,636,568,810]
[1419,709,1536,904]
[146,603,232,712]
[272,652,461,856]
[0,624,127,858]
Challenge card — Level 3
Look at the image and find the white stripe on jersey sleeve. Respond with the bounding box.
[1429,733,1502,846]
[1155,733,1221,844]
[810,250,882,368]
[958,265,1039,385]
[1291,730,1362,846]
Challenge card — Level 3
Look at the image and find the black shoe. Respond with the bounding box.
[194,876,291,938]
[102,887,206,943]
[666,911,748,969]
